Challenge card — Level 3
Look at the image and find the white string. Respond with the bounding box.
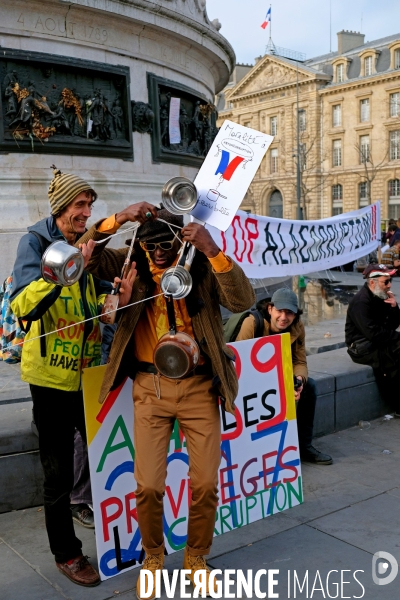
[2,292,165,353]
[90,217,182,245]
[2,218,186,354]
[92,222,140,244]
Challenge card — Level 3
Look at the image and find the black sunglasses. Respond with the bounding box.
[140,240,175,251]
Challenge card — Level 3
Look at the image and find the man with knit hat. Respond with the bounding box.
[79,204,255,599]
[10,167,129,587]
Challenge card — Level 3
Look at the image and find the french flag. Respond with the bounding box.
[261,7,271,30]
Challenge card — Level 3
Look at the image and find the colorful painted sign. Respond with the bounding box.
[207,203,381,278]
[191,120,273,231]
[82,332,302,581]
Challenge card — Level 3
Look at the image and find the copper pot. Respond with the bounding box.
[153,331,200,379]
[153,293,200,378]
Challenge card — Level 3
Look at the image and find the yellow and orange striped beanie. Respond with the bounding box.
[48,165,97,215]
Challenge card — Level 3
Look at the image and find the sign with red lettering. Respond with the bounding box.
[82,332,302,580]
[207,203,381,277]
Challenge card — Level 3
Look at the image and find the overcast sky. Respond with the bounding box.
[206,0,400,64]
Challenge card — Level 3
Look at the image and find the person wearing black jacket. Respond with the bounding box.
[345,264,400,413]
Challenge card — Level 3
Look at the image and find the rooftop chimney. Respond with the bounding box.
[337,30,365,54]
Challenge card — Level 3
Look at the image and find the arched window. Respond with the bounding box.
[269,189,283,218]
[332,184,343,216]
[389,179,400,219]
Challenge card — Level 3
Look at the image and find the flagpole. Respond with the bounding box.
[269,4,272,45]
[296,61,303,220]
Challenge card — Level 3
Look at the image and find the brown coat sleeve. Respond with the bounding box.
[77,221,128,281]
[212,261,255,313]
[292,322,308,382]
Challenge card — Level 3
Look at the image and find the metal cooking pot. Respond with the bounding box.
[161,177,198,215]
[153,330,200,379]
[153,293,200,378]
[160,242,196,300]
[41,241,84,287]
[160,267,192,300]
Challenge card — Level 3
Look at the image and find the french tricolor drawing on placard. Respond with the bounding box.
[261,7,271,29]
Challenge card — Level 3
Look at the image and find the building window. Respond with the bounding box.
[359,182,369,207]
[244,121,251,127]
[298,109,306,132]
[270,148,278,173]
[332,184,343,215]
[365,56,373,76]
[389,179,400,219]
[336,64,344,83]
[395,49,400,70]
[299,143,307,170]
[332,104,342,127]
[390,93,400,117]
[360,135,370,163]
[390,130,400,160]
[332,140,342,167]
[360,98,370,122]
[270,116,278,136]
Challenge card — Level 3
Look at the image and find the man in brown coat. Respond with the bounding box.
[79,203,255,599]
[237,288,332,466]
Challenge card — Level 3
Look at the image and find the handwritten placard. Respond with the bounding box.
[191,120,273,231]
[169,97,181,145]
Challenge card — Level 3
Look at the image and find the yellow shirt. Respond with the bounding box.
[98,214,232,362]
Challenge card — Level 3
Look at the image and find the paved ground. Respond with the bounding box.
[1,416,400,599]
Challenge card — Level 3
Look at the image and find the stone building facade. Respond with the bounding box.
[0,0,234,280]
[218,31,400,222]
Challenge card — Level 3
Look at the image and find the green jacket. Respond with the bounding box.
[10,217,110,391]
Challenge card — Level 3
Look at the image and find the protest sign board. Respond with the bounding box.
[191,120,273,231]
[82,332,302,581]
[207,203,381,278]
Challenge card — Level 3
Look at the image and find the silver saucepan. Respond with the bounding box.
[161,177,198,215]
[160,242,196,300]
[41,241,84,287]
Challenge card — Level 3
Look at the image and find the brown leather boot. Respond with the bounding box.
[56,555,100,587]
[183,548,217,597]
[136,553,164,600]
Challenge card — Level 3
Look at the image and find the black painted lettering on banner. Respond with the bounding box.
[298,225,311,263]
[262,223,280,265]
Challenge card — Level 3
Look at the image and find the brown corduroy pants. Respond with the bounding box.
[133,372,221,557]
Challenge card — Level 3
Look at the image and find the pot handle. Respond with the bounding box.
[165,294,177,335]
[178,241,196,271]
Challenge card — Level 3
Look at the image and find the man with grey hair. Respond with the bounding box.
[346,264,400,414]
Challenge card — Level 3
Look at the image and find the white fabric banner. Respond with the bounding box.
[207,202,381,277]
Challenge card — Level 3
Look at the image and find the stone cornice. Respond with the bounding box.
[61,0,235,62]
[56,0,236,88]
[228,78,324,103]
[319,71,400,95]
[226,53,330,100]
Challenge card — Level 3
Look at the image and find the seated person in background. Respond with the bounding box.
[384,223,398,245]
[236,288,333,465]
[346,264,400,415]
[382,236,400,273]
